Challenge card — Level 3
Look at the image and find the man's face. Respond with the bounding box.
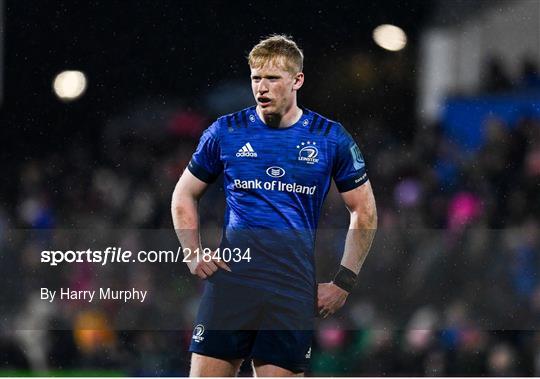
[250,60,303,117]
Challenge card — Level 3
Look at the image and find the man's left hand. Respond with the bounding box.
[317,282,349,318]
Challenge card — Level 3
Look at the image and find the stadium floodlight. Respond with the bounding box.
[52,70,87,102]
[372,24,407,51]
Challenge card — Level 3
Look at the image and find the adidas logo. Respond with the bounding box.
[305,347,311,359]
[236,142,258,158]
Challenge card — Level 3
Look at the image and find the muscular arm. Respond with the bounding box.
[171,169,229,278]
[340,180,377,274]
[171,168,208,250]
[318,181,377,317]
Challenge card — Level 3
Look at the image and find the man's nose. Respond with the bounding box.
[258,79,269,93]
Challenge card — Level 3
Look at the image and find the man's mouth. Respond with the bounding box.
[258,97,272,107]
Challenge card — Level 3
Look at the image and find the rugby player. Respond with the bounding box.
[171,35,377,377]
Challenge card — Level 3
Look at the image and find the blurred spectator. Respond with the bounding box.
[483,57,512,93]
[487,343,517,376]
[2,72,540,376]
[520,58,540,88]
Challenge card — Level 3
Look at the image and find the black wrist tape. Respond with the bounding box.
[332,265,357,293]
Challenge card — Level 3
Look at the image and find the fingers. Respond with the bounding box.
[196,269,207,280]
[193,261,214,279]
[211,249,231,272]
[201,261,218,276]
[214,259,231,272]
[317,297,331,318]
[317,296,324,309]
[318,295,342,317]
[318,290,330,317]
[193,253,232,279]
[195,265,208,279]
[316,282,348,317]
[318,306,333,319]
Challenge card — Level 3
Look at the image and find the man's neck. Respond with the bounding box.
[256,104,303,129]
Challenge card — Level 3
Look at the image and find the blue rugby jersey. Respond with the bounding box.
[187,106,368,301]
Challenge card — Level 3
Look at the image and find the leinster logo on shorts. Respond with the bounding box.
[192,324,205,343]
[296,141,319,164]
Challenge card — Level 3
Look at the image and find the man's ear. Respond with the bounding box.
[293,72,304,90]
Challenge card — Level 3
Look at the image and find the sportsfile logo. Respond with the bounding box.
[236,142,258,158]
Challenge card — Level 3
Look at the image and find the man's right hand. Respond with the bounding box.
[187,252,231,279]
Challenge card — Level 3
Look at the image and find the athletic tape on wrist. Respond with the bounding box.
[332,265,357,293]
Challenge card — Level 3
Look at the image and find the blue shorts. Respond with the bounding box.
[188,280,315,373]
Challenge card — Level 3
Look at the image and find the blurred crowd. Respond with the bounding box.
[1,87,540,375]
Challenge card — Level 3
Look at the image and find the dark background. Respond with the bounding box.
[0,0,429,211]
[2,0,540,376]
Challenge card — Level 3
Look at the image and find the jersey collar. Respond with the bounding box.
[249,106,313,130]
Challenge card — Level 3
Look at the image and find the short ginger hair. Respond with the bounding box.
[248,34,304,74]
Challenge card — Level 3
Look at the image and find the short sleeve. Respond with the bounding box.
[187,122,223,183]
[332,125,369,192]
